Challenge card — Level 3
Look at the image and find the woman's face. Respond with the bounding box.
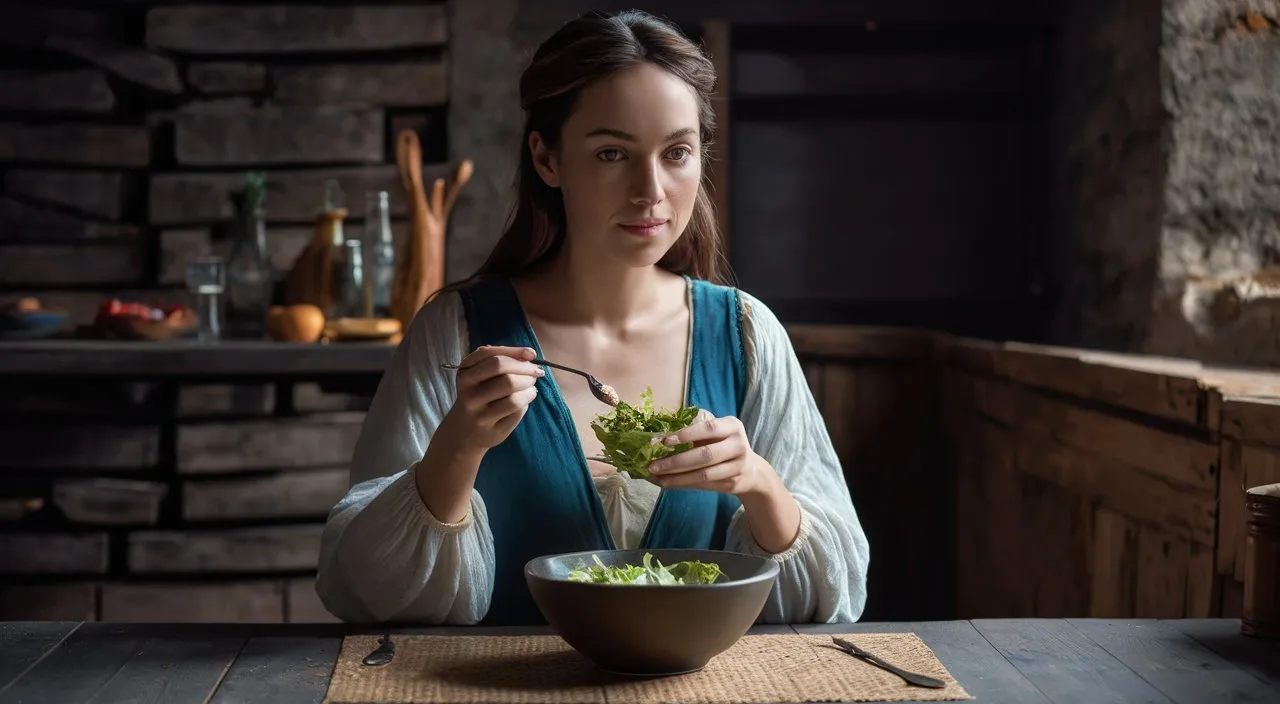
[530,61,703,270]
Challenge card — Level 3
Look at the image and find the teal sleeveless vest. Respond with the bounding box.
[457,275,747,625]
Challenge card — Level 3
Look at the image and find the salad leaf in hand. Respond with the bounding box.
[567,552,726,585]
[590,387,700,481]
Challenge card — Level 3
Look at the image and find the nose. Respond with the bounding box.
[628,158,665,206]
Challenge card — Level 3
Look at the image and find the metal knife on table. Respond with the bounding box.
[830,636,947,689]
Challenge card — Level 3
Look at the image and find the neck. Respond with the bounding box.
[539,240,672,326]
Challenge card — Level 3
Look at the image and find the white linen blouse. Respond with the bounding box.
[314,286,871,625]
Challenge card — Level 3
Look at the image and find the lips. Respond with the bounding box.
[618,219,668,237]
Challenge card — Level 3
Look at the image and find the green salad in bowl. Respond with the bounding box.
[568,551,726,585]
[590,387,700,482]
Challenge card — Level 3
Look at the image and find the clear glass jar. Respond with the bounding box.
[185,256,225,343]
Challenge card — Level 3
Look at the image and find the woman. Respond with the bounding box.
[315,9,869,626]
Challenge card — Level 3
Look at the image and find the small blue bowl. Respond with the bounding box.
[0,310,68,339]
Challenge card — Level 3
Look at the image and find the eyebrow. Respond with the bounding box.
[584,127,697,142]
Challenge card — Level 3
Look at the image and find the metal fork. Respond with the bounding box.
[441,358,619,407]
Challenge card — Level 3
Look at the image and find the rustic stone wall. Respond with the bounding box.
[1045,0,1280,365]
[0,2,446,622]
[0,3,452,325]
[0,377,371,622]
[1144,1,1280,364]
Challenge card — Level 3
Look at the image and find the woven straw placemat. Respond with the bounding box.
[322,633,973,704]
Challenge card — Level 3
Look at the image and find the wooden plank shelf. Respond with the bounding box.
[0,340,396,377]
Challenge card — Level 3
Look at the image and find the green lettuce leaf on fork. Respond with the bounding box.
[590,387,700,481]
[567,552,726,585]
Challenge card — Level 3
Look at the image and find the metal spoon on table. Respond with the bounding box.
[441,357,619,407]
[362,633,395,666]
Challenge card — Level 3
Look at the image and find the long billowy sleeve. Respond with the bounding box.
[724,291,871,623]
[314,293,496,624]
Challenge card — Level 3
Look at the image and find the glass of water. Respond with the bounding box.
[185,256,225,343]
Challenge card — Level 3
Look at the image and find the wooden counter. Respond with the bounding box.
[939,335,1280,620]
[789,325,1280,621]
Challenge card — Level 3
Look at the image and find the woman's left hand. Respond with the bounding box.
[646,412,774,496]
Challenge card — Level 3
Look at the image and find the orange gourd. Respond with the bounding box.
[266,304,326,343]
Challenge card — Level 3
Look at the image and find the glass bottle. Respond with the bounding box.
[316,179,349,319]
[224,173,272,338]
[364,191,396,319]
[224,204,272,338]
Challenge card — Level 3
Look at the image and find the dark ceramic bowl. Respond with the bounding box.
[0,310,67,340]
[525,548,779,676]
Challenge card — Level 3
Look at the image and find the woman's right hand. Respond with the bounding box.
[438,345,544,454]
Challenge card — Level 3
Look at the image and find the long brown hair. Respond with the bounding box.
[436,9,730,301]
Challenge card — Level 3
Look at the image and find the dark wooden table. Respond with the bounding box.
[0,619,1275,703]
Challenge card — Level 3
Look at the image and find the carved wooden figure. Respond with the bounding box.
[391,129,472,332]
